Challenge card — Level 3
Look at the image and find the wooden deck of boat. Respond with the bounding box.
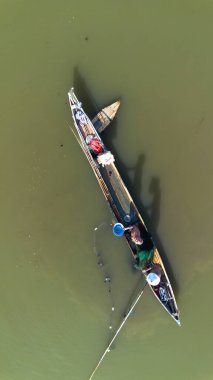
[100,162,139,225]
[99,160,177,299]
[100,162,162,256]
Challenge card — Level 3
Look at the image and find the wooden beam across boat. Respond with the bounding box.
[68,88,181,326]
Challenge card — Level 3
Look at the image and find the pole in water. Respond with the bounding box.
[88,282,147,380]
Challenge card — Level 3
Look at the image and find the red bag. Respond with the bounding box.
[89,138,103,154]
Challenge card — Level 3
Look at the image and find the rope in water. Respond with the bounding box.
[88,281,147,380]
[67,120,147,377]
[67,123,118,331]
[93,223,115,331]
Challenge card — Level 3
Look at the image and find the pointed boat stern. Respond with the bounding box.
[105,100,121,121]
[92,100,121,133]
[68,87,82,109]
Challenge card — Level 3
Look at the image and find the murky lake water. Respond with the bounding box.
[1,1,213,379]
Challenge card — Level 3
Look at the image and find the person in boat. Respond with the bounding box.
[146,263,163,287]
[146,271,161,286]
[75,110,87,126]
[133,237,154,270]
[124,224,154,269]
[125,224,143,245]
[133,240,154,271]
[86,134,103,155]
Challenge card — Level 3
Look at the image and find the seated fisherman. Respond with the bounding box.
[133,238,154,270]
[125,224,143,245]
[75,110,87,126]
[146,264,163,287]
[124,224,154,270]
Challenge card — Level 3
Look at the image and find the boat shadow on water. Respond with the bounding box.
[73,66,121,122]
[72,67,179,299]
[73,66,99,117]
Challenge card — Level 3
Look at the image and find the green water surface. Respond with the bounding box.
[0,1,213,379]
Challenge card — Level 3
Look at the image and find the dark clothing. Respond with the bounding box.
[140,238,154,252]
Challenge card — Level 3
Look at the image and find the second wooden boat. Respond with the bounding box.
[92,100,120,133]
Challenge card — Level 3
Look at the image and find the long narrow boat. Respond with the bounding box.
[68,88,180,326]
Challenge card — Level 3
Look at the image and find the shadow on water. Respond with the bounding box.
[148,177,161,231]
[72,67,179,298]
[73,66,99,117]
[73,66,121,129]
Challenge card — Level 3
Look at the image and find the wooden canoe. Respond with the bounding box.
[92,100,120,133]
[68,88,181,326]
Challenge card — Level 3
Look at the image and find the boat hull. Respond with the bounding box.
[68,88,180,326]
[92,101,120,133]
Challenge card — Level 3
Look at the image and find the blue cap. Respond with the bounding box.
[113,223,125,237]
